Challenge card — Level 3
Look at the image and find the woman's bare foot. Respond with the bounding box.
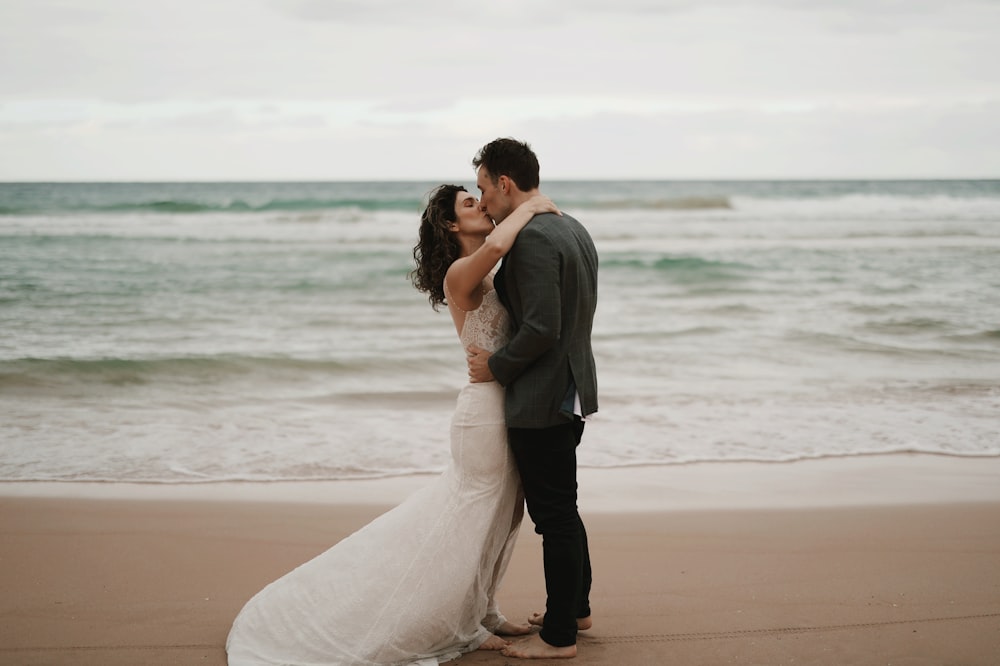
[477,634,509,651]
[501,633,576,659]
[496,619,533,636]
[528,612,593,631]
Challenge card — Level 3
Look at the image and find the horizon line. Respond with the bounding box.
[3,176,999,185]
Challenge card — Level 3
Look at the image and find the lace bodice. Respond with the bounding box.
[459,288,511,354]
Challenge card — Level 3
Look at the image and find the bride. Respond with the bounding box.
[226,185,559,665]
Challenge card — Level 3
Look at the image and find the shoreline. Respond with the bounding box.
[3,452,1000,510]
[2,496,998,664]
[3,453,999,663]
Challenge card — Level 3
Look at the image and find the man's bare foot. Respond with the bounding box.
[496,619,533,636]
[477,634,509,651]
[528,612,593,631]
[501,633,576,659]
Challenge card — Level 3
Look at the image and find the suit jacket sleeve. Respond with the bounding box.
[488,225,560,386]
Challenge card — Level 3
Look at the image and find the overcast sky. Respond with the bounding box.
[1,0,998,181]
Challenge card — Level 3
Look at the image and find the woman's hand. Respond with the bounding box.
[522,194,561,217]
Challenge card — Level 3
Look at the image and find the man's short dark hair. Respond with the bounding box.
[472,138,540,191]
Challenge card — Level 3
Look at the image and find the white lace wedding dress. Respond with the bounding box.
[227,288,523,665]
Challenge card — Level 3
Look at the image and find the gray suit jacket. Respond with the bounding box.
[489,211,599,428]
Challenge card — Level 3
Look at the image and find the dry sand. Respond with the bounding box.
[2,456,999,665]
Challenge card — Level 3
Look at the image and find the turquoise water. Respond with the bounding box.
[2,180,999,482]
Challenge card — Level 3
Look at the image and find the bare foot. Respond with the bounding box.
[501,633,577,659]
[528,612,593,631]
[477,634,509,651]
[496,619,533,636]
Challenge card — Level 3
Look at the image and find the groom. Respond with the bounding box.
[467,137,598,659]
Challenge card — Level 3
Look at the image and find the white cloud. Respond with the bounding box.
[1,0,997,179]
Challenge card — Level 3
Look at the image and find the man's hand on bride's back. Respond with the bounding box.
[467,345,495,383]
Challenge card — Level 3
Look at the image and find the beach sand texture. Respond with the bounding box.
[2,459,1000,665]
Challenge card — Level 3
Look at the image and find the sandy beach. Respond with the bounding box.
[2,455,999,665]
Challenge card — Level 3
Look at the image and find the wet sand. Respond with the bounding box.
[2,456,999,665]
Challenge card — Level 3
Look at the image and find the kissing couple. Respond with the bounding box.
[227,137,599,664]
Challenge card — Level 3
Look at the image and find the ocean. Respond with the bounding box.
[2,180,999,484]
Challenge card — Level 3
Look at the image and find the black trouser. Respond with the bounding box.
[508,418,592,647]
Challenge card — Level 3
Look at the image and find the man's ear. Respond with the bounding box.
[497,175,509,194]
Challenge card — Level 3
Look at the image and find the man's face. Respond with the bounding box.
[476,166,512,223]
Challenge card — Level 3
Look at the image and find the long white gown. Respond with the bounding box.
[227,288,523,665]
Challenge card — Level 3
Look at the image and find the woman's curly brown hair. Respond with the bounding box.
[410,184,465,310]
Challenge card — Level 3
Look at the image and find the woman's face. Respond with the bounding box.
[451,190,494,237]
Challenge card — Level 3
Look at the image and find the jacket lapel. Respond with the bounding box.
[494,257,510,308]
